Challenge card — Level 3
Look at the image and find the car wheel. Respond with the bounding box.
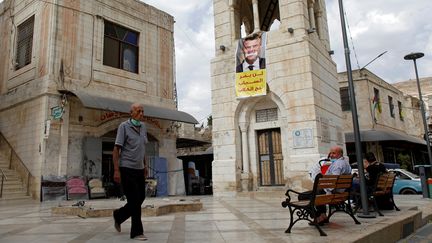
[400,188,417,194]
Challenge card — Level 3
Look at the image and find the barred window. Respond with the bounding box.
[398,101,404,121]
[256,108,278,122]
[103,21,139,73]
[388,96,395,118]
[340,87,350,111]
[15,16,35,70]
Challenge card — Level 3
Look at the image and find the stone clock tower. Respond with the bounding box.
[210,0,344,196]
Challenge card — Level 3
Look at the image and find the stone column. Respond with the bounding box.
[252,0,260,32]
[239,122,250,191]
[229,0,240,42]
[308,2,316,31]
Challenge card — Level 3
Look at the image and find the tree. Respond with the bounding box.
[207,115,212,126]
[397,153,412,171]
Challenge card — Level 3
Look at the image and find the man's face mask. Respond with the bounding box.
[130,118,141,127]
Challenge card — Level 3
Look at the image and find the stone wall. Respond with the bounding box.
[211,0,343,195]
[0,0,182,199]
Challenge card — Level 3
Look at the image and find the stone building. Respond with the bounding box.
[338,69,427,170]
[393,77,432,130]
[211,0,343,196]
[0,0,196,200]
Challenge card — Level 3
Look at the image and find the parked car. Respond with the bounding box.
[350,162,399,176]
[351,164,422,195]
[389,169,422,195]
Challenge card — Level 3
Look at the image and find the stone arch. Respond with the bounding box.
[91,117,161,144]
[93,118,125,138]
[234,91,288,190]
[235,91,287,125]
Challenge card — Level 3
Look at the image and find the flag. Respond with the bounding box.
[372,95,381,113]
[371,93,381,123]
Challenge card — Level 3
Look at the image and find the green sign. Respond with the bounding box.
[51,106,64,120]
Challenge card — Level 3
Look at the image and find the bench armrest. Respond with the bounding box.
[285,189,312,202]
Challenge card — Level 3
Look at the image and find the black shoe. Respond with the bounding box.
[308,220,325,226]
[113,210,121,232]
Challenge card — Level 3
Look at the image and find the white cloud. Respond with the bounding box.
[142,0,214,124]
[326,0,432,82]
[146,0,432,123]
[4,0,430,124]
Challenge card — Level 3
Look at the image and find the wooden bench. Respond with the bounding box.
[353,172,400,216]
[281,174,360,236]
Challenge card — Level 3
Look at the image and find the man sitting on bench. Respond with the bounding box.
[314,146,352,224]
[352,152,387,193]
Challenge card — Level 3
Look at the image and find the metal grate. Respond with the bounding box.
[15,16,34,70]
[256,108,278,123]
[340,87,350,111]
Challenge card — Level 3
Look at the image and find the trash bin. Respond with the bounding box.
[428,178,432,199]
[414,165,432,198]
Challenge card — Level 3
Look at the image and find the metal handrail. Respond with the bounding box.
[0,168,7,198]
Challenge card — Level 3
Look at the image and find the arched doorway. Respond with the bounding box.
[257,128,284,186]
[235,91,287,190]
[100,129,159,197]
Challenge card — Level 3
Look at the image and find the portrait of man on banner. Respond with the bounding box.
[235,32,267,98]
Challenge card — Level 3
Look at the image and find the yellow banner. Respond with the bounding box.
[235,69,266,98]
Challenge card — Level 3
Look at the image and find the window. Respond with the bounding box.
[388,96,395,118]
[103,21,139,73]
[15,16,35,70]
[340,87,350,111]
[398,101,404,121]
[256,108,278,122]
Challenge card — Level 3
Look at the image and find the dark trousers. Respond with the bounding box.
[114,167,146,238]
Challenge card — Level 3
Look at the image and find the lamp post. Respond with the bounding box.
[404,52,432,198]
[338,0,373,217]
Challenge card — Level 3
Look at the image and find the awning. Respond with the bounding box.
[69,90,198,124]
[177,146,213,156]
[176,138,211,148]
[345,129,426,145]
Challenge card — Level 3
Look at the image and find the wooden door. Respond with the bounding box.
[257,129,284,186]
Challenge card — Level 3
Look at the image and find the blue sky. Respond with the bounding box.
[145,0,432,125]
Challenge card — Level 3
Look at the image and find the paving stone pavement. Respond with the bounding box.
[397,223,432,243]
[0,195,431,243]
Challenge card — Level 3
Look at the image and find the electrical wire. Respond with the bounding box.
[343,8,361,70]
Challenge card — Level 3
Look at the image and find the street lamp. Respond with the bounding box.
[404,52,432,198]
[337,0,373,217]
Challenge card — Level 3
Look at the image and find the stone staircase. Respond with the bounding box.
[0,154,31,200]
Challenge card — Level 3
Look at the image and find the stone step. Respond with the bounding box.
[0,174,21,181]
[0,193,32,201]
[0,163,9,169]
[0,157,8,162]
[0,168,27,200]
[2,184,26,192]
[1,189,28,196]
[1,169,20,176]
[2,179,23,185]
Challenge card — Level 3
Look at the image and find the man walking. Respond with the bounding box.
[113,103,148,241]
